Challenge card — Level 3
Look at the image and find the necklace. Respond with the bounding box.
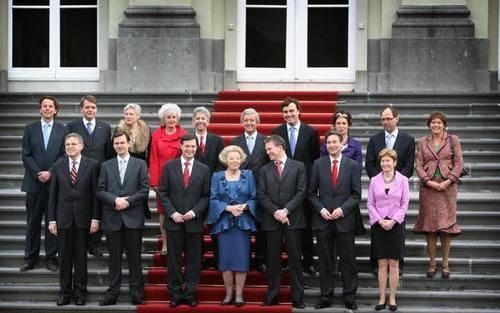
[383,173,395,184]
[225,170,240,180]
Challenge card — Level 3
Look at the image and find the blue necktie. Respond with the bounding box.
[42,123,50,149]
[86,122,93,135]
[247,136,254,154]
[289,127,296,157]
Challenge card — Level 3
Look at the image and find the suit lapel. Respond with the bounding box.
[113,158,122,185]
[174,159,184,188]
[74,157,88,186]
[63,157,72,185]
[122,157,132,185]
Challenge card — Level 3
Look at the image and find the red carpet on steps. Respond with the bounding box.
[138,91,337,313]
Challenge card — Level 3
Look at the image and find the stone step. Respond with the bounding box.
[0,301,135,313]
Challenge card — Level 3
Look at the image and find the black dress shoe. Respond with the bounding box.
[221,299,233,306]
[186,299,198,307]
[74,298,86,306]
[99,297,117,306]
[292,301,306,309]
[389,304,398,311]
[345,302,358,310]
[56,296,70,306]
[257,263,267,273]
[89,247,103,257]
[169,299,182,307]
[132,297,144,305]
[19,261,35,272]
[375,302,386,311]
[235,300,245,307]
[262,299,279,306]
[303,265,317,276]
[46,260,58,272]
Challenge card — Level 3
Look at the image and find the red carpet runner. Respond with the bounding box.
[138,91,337,313]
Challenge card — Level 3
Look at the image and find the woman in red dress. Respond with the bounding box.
[150,103,187,255]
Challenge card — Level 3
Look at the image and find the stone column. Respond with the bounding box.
[117,5,200,91]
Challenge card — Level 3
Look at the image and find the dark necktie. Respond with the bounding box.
[183,161,191,188]
[199,136,205,154]
[276,160,283,176]
[70,161,78,184]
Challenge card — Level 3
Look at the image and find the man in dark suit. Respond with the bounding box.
[365,106,415,276]
[48,133,100,306]
[97,131,150,306]
[272,97,320,275]
[67,95,113,257]
[192,106,224,173]
[309,130,361,311]
[231,108,269,273]
[192,106,224,269]
[159,134,211,308]
[20,96,68,272]
[257,134,307,309]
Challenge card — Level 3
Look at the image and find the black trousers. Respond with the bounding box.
[301,200,315,268]
[105,226,144,300]
[25,186,57,261]
[58,223,88,298]
[265,228,304,303]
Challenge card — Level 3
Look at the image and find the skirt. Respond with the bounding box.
[217,226,251,272]
[371,220,405,260]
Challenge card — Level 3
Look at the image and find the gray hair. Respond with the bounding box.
[158,103,182,124]
[65,132,83,144]
[192,106,211,121]
[123,103,142,116]
[218,145,247,167]
[240,108,260,124]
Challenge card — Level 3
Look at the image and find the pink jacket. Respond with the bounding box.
[367,171,409,226]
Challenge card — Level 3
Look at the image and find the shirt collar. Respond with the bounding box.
[287,122,301,131]
[245,131,257,139]
[181,156,193,166]
[69,155,82,164]
[275,155,287,165]
[385,128,399,138]
[117,154,130,164]
[83,118,95,126]
[329,154,342,164]
[41,119,53,127]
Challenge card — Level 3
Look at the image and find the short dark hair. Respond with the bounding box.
[426,111,448,128]
[324,130,343,143]
[280,96,302,112]
[380,105,399,118]
[332,110,353,127]
[180,133,197,145]
[38,96,59,116]
[264,134,286,150]
[80,95,97,107]
[112,130,130,142]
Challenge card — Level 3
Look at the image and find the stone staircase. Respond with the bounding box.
[0,92,499,313]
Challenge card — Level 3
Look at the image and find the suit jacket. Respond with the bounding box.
[308,156,362,232]
[194,132,225,174]
[208,170,258,234]
[21,121,69,194]
[365,130,415,179]
[48,156,100,229]
[67,119,113,163]
[416,133,464,185]
[257,158,307,231]
[272,123,320,178]
[367,171,409,226]
[159,159,210,233]
[97,157,150,231]
[230,132,269,181]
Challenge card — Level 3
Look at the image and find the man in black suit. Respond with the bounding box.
[97,131,150,306]
[20,96,68,272]
[192,106,224,173]
[67,95,113,257]
[309,130,361,310]
[231,108,269,273]
[365,106,415,276]
[159,134,211,308]
[192,106,224,269]
[257,134,307,309]
[48,133,100,306]
[272,97,320,275]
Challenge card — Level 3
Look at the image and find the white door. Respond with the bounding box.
[237,0,355,82]
[8,0,99,80]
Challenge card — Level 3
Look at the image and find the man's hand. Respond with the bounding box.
[273,209,288,223]
[181,210,195,222]
[330,207,343,220]
[320,208,331,221]
[48,223,57,236]
[171,212,184,223]
[114,197,129,210]
[89,221,99,234]
[38,171,51,183]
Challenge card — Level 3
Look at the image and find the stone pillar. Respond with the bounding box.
[371,5,489,92]
[117,6,200,91]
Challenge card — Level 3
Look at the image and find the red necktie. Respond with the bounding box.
[276,160,283,176]
[332,159,338,187]
[199,136,205,154]
[70,161,77,184]
[183,161,190,188]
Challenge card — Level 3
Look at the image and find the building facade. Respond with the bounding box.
[0,0,498,93]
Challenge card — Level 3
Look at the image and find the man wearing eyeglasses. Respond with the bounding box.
[365,106,415,277]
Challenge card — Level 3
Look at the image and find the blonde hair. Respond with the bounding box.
[218,145,247,167]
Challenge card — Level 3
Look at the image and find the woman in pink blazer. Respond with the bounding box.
[367,149,409,312]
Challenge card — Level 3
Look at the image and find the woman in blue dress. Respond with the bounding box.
[208,145,259,307]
